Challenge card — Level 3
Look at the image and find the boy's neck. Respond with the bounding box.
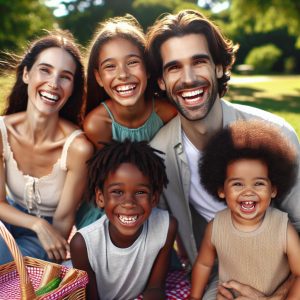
[108,222,144,248]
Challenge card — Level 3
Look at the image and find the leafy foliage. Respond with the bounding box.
[0,0,55,51]
[229,0,300,48]
[245,44,282,74]
[58,0,206,46]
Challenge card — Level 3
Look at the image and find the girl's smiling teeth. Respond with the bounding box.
[39,90,59,103]
[115,84,137,96]
[118,214,138,224]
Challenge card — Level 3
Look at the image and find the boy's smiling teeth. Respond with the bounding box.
[118,214,138,224]
[40,91,59,102]
[181,88,204,100]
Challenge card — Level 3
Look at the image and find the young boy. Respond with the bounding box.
[70,139,177,300]
[190,119,300,299]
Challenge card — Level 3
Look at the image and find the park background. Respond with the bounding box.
[0,0,299,137]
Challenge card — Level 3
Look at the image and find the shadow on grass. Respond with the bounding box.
[227,86,300,114]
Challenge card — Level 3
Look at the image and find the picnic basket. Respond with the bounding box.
[0,221,88,299]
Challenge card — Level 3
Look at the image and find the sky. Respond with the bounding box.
[46,0,229,17]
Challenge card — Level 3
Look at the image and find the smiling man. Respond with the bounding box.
[146,9,300,299]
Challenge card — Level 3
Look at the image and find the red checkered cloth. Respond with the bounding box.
[135,270,191,300]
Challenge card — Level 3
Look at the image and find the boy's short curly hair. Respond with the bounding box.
[86,139,168,204]
[200,119,298,202]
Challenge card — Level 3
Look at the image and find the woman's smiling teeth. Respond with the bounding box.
[40,91,59,103]
[118,214,138,224]
[115,84,136,96]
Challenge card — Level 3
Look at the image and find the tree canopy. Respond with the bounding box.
[1,0,299,73]
[0,0,55,51]
[229,0,300,48]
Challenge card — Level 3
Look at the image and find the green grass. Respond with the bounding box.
[0,73,299,138]
[227,75,300,138]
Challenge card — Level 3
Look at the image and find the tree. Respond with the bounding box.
[58,0,203,45]
[229,0,300,48]
[58,0,135,45]
[0,0,55,51]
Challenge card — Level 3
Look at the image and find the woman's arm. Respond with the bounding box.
[70,232,99,300]
[190,221,216,300]
[143,215,177,300]
[52,134,93,239]
[0,132,71,261]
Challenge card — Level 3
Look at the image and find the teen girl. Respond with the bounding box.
[76,15,177,229]
[83,14,177,147]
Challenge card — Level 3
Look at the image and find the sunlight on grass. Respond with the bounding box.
[228,75,300,138]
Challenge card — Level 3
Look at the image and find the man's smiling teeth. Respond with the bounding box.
[118,215,138,224]
[181,88,204,99]
[116,84,136,95]
[40,91,59,102]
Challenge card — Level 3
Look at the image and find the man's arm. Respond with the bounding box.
[217,274,294,300]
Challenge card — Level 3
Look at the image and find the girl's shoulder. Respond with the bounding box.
[154,97,177,124]
[84,101,112,126]
[83,102,113,148]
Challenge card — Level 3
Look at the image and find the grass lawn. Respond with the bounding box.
[0,73,299,138]
[227,75,300,138]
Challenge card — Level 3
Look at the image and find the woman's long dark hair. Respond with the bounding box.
[4,29,85,126]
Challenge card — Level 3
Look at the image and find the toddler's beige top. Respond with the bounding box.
[212,207,290,296]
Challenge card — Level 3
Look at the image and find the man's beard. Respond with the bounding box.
[166,79,219,122]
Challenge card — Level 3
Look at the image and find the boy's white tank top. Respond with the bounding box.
[78,208,169,300]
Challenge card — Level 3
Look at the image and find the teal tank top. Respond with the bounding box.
[102,100,164,142]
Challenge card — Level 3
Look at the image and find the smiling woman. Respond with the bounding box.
[0,30,93,264]
[22,47,76,115]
